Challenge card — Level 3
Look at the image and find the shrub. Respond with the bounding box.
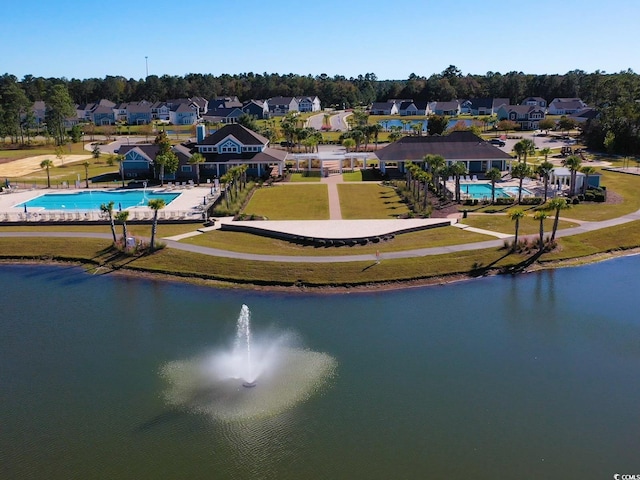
[520,197,543,205]
[495,197,515,205]
[572,196,580,205]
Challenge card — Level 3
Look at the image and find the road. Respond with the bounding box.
[306,111,351,132]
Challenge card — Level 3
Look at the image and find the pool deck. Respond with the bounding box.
[0,185,217,221]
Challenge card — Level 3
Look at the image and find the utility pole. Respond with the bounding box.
[145,56,148,79]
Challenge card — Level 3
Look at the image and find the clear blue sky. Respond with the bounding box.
[2,0,638,81]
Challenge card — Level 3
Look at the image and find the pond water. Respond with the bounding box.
[378,118,478,131]
[1,257,639,479]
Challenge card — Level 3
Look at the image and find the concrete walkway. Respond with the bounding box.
[2,208,639,263]
[322,172,343,220]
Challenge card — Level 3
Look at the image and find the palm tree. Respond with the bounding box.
[148,199,166,251]
[40,159,53,188]
[424,154,446,196]
[342,138,355,153]
[511,162,532,203]
[188,152,205,186]
[539,147,552,162]
[536,161,554,202]
[533,210,548,251]
[82,161,90,188]
[508,208,526,250]
[513,139,536,164]
[449,162,467,203]
[116,154,125,187]
[562,155,582,196]
[580,166,596,194]
[368,124,382,149]
[485,167,502,204]
[545,197,570,241]
[100,201,117,244]
[115,210,130,244]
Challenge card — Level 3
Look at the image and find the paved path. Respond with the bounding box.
[322,172,343,219]
[2,208,639,263]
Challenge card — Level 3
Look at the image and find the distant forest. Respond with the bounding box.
[6,66,640,107]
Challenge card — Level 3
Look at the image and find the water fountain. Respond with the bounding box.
[160,305,337,421]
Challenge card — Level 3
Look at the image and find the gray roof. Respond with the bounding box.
[119,144,160,161]
[433,101,460,111]
[199,123,269,146]
[375,131,512,162]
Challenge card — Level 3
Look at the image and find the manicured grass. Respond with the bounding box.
[564,169,640,221]
[289,172,322,182]
[337,184,410,219]
[2,220,640,287]
[182,226,492,256]
[0,223,201,238]
[462,214,579,235]
[243,184,329,220]
[342,170,383,182]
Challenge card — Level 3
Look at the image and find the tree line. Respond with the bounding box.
[4,67,639,108]
[1,67,639,153]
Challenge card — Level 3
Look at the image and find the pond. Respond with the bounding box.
[1,257,639,479]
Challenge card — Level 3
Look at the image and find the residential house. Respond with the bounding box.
[520,97,547,109]
[242,99,269,119]
[375,130,512,174]
[114,103,128,122]
[209,96,242,110]
[462,98,509,116]
[169,103,198,125]
[126,101,153,125]
[548,98,587,115]
[166,98,205,119]
[398,100,428,116]
[496,104,545,130]
[192,123,286,177]
[569,107,599,123]
[297,96,321,112]
[151,101,170,121]
[431,101,461,116]
[268,96,299,115]
[33,101,46,126]
[370,101,399,115]
[91,105,116,125]
[203,107,245,124]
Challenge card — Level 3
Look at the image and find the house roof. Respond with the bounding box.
[521,96,546,103]
[492,98,510,109]
[170,103,196,113]
[201,147,286,164]
[198,123,269,146]
[371,101,396,110]
[550,100,585,110]
[119,144,160,162]
[570,107,599,120]
[269,96,296,105]
[550,97,583,104]
[127,102,152,114]
[433,101,460,111]
[375,131,513,162]
[92,105,114,114]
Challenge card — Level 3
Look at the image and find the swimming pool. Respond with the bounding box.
[460,183,534,199]
[18,190,181,211]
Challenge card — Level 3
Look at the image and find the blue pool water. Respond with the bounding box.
[460,183,534,199]
[18,190,181,210]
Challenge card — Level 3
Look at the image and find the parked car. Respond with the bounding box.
[488,138,506,147]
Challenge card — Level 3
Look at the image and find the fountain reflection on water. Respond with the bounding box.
[160,304,337,421]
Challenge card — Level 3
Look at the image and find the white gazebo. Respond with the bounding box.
[550,167,584,191]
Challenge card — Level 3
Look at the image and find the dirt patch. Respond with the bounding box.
[0,154,91,177]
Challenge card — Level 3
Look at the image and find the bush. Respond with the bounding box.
[519,197,543,205]
[572,196,580,205]
[585,191,595,201]
[495,197,515,205]
[594,192,606,202]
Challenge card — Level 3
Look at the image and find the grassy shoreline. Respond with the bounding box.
[1,219,639,291]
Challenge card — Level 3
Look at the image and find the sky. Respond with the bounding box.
[2,0,638,81]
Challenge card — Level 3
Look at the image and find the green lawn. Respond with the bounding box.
[462,214,579,235]
[289,172,322,182]
[0,223,201,238]
[243,184,329,220]
[0,142,88,161]
[342,169,383,182]
[182,225,492,256]
[337,184,410,219]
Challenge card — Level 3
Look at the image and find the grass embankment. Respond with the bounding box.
[462,215,579,235]
[337,184,410,219]
[3,219,639,287]
[0,223,200,237]
[0,142,88,161]
[182,226,491,256]
[243,184,329,220]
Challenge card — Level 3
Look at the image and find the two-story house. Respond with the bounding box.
[496,105,546,130]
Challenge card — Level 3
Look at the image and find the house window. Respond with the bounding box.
[182,165,192,172]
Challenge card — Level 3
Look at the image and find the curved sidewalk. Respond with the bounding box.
[1,207,639,263]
